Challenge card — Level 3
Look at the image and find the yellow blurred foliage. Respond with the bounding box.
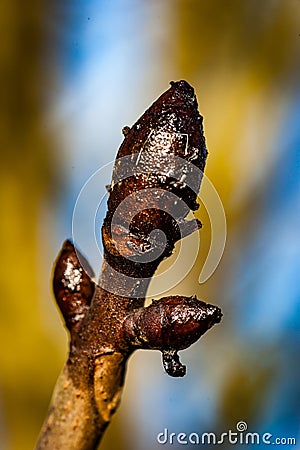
[0,2,64,449]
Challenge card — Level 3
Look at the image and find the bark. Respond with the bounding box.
[36,80,222,449]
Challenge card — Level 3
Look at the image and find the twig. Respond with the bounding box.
[36,80,222,450]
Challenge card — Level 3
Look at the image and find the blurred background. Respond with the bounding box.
[0,1,299,449]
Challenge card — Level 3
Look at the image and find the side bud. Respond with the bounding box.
[123,296,222,377]
[53,240,95,332]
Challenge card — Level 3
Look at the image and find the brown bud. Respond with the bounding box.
[102,81,208,279]
[123,296,222,377]
[53,240,95,331]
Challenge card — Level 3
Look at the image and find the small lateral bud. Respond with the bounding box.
[123,296,222,376]
[53,240,95,331]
